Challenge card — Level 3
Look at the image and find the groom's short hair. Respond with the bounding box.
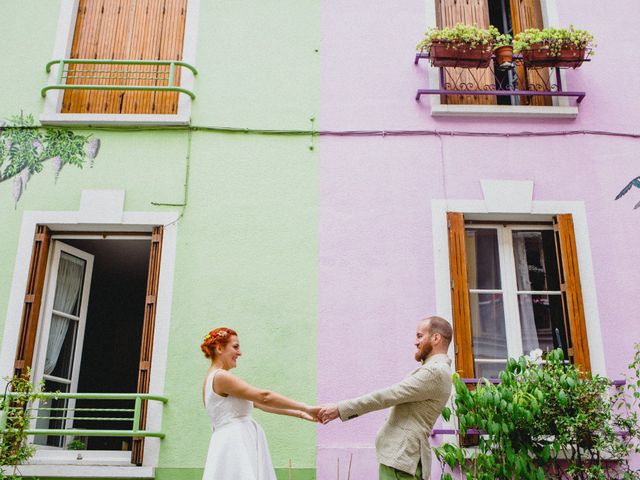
[423,316,453,346]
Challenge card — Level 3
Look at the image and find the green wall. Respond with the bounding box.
[1,0,319,475]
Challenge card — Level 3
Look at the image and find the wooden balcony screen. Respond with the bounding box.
[435,0,496,106]
[63,0,188,115]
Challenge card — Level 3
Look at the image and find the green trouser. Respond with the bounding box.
[379,462,422,480]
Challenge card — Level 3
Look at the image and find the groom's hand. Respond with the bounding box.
[318,404,339,424]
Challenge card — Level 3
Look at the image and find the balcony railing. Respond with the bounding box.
[414,52,586,105]
[42,59,198,100]
[0,392,168,440]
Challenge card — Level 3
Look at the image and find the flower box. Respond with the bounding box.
[522,44,588,68]
[428,41,493,68]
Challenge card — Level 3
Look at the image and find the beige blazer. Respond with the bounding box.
[338,354,452,479]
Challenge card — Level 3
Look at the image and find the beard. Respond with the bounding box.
[415,341,433,362]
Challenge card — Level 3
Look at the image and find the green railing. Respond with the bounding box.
[42,59,198,99]
[1,392,168,439]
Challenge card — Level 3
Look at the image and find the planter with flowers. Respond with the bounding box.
[417,24,500,68]
[513,26,595,68]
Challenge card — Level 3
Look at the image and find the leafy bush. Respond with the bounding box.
[1,370,45,480]
[435,347,640,480]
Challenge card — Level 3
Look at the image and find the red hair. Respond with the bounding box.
[201,327,237,359]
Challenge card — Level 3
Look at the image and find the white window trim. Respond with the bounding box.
[0,209,180,476]
[422,0,578,118]
[40,0,201,126]
[431,198,606,377]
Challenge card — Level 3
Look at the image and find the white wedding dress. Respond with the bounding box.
[202,369,277,480]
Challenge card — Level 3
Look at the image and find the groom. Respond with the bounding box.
[318,316,453,480]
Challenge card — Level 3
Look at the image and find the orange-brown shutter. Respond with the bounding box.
[63,0,188,115]
[553,214,591,372]
[131,226,163,465]
[435,0,496,106]
[13,226,51,379]
[447,212,475,377]
[509,0,551,106]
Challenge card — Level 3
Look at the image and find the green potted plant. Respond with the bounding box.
[513,25,595,68]
[417,24,500,68]
[493,33,513,67]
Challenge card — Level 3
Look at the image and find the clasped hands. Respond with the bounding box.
[302,403,340,424]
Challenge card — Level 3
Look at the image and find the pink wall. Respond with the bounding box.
[318,0,640,478]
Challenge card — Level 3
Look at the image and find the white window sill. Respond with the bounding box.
[430,104,578,119]
[16,465,154,478]
[39,113,191,126]
[19,450,153,478]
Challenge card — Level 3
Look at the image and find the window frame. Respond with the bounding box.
[431,197,606,377]
[422,0,578,118]
[0,202,179,476]
[40,0,201,126]
[465,223,564,374]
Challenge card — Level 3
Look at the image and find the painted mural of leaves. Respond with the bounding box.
[0,112,103,204]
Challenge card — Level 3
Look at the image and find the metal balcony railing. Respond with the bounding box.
[0,392,168,440]
[42,59,198,100]
[414,52,587,105]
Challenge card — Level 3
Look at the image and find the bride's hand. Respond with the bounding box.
[301,405,321,422]
[299,410,318,422]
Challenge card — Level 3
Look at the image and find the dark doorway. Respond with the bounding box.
[63,239,150,451]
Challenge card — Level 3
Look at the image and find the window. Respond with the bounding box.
[60,0,188,115]
[447,213,591,378]
[434,0,551,106]
[13,226,164,465]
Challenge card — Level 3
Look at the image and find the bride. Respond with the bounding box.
[201,327,318,480]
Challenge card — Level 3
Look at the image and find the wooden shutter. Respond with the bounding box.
[435,0,496,106]
[63,0,188,115]
[447,212,475,377]
[553,214,591,372]
[131,226,163,465]
[509,0,551,106]
[13,226,51,379]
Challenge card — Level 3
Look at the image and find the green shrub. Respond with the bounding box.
[1,369,45,480]
[435,346,640,480]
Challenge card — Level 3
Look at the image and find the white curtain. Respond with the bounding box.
[44,253,85,376]
[513,234,540,354]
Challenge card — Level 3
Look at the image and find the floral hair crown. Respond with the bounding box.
[203,330,228,343]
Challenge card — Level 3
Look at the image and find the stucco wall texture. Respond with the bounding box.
[317,0,640,478]
[1,0,639,479]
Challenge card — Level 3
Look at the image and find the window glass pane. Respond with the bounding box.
[34,380,70,447]
[465,229,501,290]
[475,360,507,379]
[512,230,560,291]
[469,292,508,364]
[518,294,566,355]
[53,252,87,316]
[45,316,78,380]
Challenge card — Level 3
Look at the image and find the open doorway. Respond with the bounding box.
[33,237,150,451]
